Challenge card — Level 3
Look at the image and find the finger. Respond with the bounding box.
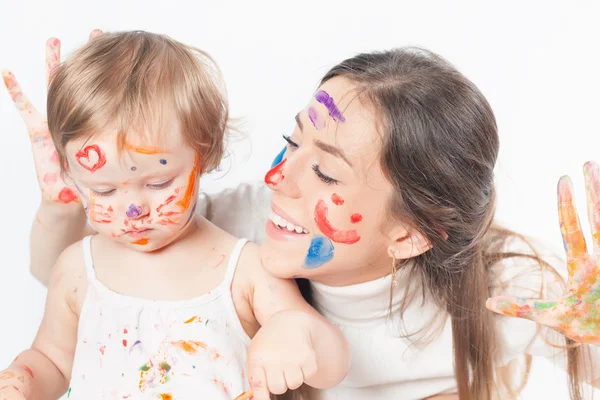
[584,161,600,254]
[558,176,588,264]
[46,37,61,87]
[233,390,253,400]
[1,70,45,127]
[248,365,270,400]
[485,295,559,327]
[89,29,103,40]
[283,367,304,391]
[265,368,287,395]
[300,353,318,381]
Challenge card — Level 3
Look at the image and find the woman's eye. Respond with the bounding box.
[312,164,339,185]
[283,134,299,150]
[91,189,116,197]
[147,179,174,190]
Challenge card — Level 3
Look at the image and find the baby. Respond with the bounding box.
[0,31,350,400]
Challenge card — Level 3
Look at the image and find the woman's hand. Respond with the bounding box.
[487,161,600,345]
[2,29,102,208]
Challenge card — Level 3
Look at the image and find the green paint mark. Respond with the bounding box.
[534,301,557,310]
[193,365,196,369]
[140,364,150,372]
[205,319,209,326]
[67,387,71,398]
[160,362,171,372]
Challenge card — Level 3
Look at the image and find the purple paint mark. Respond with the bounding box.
[308,107,326,130]
[131,166,137,171]
[126,204,143,218]
[159,159,167,165]
[315,90,345,123]
[130,340,142,354]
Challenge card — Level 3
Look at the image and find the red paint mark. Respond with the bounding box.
[58,187,78,204]
[131,238,149,245]
[75,144,107,172]
[158,211,181,217]
[122,339,128,347]
[50,150,59,164]
[331,193,344,205]
[215,254,226,268]
[124,328,128,334]
[99,345,106,355]
[156,195,176,213]
[157,219,177,226]
[23,366,34,379]
[107,206,113,212]
[314,200,360,244]
[350,213,363,224]
[43,173,58,184]
[265,158,286,186]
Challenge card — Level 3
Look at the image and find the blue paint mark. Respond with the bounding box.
[160,159,167,165]
[304,235,334,269]
[181,201,197,230]
[271,147,286,168]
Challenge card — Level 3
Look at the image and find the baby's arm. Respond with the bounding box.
[0,245,82,399]
[238,245,350,399]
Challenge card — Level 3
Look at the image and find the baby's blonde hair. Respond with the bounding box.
[48,30,229,174]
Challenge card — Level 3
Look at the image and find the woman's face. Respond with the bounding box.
[259,77,408,286]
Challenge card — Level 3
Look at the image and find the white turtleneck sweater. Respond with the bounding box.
[196,181,599,399]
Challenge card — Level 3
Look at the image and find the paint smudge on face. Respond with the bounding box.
[22,366,34,379]
[304,236,335,268]
[180,201,197,230]
[350,213,363,224]
[131,166,137,171]
[126,204,143,218]
[308,107,326,130]
[131,238,149,246]
[160,159,167,165]
[75,145,107,173]
[315,90,346,123]
[271,147,286,168]
[265,158,286,186]
[176,154,201,211]
[314,200,361,244]
[331,193,344,206]
[58,187,79,204]
[157,195,176,213]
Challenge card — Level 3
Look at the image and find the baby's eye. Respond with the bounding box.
[91,189,116,197]
[147,179,174,190]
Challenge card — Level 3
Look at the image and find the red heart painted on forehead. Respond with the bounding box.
[76,145,107,173]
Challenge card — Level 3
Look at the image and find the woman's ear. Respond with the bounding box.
[386,224,432,260]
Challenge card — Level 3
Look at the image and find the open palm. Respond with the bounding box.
[487,161,600,345]
[2,30,102,205]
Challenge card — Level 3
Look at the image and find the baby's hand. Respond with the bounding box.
[247,310,318,400]
[487,161,600,345]
[1,30,102,207]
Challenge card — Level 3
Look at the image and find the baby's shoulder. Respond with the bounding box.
[49,238,90,315]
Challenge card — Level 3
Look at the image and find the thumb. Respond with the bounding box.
[486,295,558,325]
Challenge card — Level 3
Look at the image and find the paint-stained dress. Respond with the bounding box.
[67,236,251,399]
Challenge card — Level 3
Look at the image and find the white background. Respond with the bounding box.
[1,0,599,398]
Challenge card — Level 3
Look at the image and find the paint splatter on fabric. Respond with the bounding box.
[66,237,251,398]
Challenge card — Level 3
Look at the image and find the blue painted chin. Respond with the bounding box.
[271,147,287,168]
[304,236,335,269]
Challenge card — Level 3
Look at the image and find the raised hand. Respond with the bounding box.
[2,30,103,206]
[486,161,600,345]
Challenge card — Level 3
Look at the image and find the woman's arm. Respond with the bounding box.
[2,32,102,285]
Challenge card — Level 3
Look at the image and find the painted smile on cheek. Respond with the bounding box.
[314,199,361,244]
[315,90,346,123]
[265,158,287,186]
[75,145,107,172]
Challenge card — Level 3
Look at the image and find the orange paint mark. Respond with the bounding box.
[234,390,254,400]
[131,238,149,245]
[184,316,201,324]
[121,180,132,186]
[124,140,164,155]
[159,394,173,400]
[176,154,201,211]
[171,340,205,355]
[157,195,176,213]
[213,378,228,393]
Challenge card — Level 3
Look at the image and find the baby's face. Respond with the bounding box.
[65,123,201,252]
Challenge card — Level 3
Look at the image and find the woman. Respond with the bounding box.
[4,31,599,399]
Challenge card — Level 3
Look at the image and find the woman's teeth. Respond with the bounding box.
[269,212,308,234]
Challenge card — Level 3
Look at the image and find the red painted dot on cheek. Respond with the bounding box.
[331,193,344,205]
[350,213,363,224]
